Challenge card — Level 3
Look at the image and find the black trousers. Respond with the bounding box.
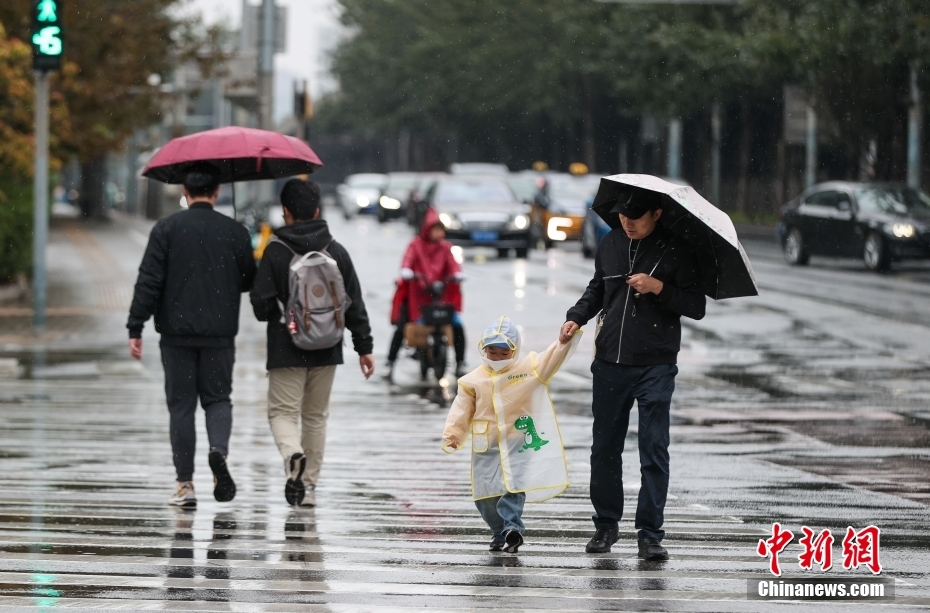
[589,359,677,541]
[387,305,465,364]
[160,345,235,482]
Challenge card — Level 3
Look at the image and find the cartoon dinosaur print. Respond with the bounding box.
[514,415,548,452]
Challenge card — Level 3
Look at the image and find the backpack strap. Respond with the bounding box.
[266,234,295,254]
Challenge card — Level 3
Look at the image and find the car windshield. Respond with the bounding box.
[856,187,930,215]
[347,175,385,189]
[549,177,600,202]
[435,181,515,205]
[386,175,419,192]
[506,176,539,201]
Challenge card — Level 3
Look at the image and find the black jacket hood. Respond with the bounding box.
[274,219,334,254]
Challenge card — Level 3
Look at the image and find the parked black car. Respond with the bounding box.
[778,182,930,271]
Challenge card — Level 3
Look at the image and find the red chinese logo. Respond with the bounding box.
[758,523,882,576]
[798,527,833,571]
[757,522,794,576]
[842,525,882,574]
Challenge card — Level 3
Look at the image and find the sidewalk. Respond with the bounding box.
[0,212,154,349]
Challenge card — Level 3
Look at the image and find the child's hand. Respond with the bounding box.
[559,321,579,343]
[445,438,459,449]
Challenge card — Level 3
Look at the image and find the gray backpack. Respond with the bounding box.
[270,237,350,351]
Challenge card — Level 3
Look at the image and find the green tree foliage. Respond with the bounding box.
[746,0,930,176]
[0,25,44,283]
[322,0,928,180]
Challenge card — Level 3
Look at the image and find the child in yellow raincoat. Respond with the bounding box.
[442,316,581,553]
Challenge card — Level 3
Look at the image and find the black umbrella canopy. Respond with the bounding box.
[592,174,759,300]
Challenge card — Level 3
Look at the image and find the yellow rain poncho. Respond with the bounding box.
[442,316,581,502]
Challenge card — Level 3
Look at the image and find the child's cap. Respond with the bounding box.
[478,316,521,352]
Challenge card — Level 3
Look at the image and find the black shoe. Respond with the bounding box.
[208,451,236,502]
[502,529,523,553]
[455,361,466,378]
[489,534,506,552]
[585,528,619,553]
[285,452,307,506]
[638,536,669,560]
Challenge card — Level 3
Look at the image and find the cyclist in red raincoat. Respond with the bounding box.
[386,208,466,380]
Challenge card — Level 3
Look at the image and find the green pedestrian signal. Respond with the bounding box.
[37,0,58,22]
[31,0,63,71]
[33,27,62,55]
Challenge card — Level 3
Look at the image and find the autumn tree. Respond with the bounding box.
[0,0,225,219]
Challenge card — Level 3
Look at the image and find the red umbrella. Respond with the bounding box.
[142,126,323,184]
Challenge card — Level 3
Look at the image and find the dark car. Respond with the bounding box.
[779,182,930,271]
[377,172,421,222]
[427,177,532,258]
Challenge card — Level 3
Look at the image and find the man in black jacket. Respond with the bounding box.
[560,194,705,560]
[250,179,375,507]
[127,167,256,508]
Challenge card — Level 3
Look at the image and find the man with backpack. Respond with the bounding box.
[250,179,375,506]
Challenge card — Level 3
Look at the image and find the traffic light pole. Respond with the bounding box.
[33,70,50,333]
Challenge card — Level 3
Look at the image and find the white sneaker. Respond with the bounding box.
[168,481,197,508]
[299,485,316,507]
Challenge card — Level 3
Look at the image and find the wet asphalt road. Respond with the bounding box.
[0,210,928,611]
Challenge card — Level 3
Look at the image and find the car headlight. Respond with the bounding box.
[547,216,573,241]
[891,223,916,238]
[508,214,528,230]
[356,196,370,207]
[379,195,401,210]
[439,212,461,230]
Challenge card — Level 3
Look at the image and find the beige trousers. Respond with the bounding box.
[267,366,337,487]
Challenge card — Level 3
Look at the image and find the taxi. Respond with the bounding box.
[530,164,601,248]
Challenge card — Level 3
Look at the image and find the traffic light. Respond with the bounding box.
[31,0,64,71]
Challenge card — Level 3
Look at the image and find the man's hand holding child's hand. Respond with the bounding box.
[559,321,579,344]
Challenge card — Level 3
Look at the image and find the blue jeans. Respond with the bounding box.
[475,493,526,535]
[589,359,677,541]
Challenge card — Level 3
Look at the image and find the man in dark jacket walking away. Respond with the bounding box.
[127,166,257,508]
[560,193,705,560]
[250,179,375,507]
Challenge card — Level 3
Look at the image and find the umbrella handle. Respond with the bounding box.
[256,145,271,173]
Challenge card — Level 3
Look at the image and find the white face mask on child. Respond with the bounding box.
[481,356,515,372]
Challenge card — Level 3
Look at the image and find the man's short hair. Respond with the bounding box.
[281,179,321,221]
[182,163,220,198]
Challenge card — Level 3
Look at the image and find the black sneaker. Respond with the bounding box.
[489,534,506,552]
[455,362,466,378]
[208,451,236,502]
[585,528,619,553]
[502,529,523,553]
[638,536,669,561]
[285,452,307,506]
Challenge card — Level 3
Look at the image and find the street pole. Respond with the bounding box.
[711,102,721,204]
[667,118,682,179]
[258,0,275,130]
[805,104,817,189]
[33,71,50,333]
[907,63,922,189]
